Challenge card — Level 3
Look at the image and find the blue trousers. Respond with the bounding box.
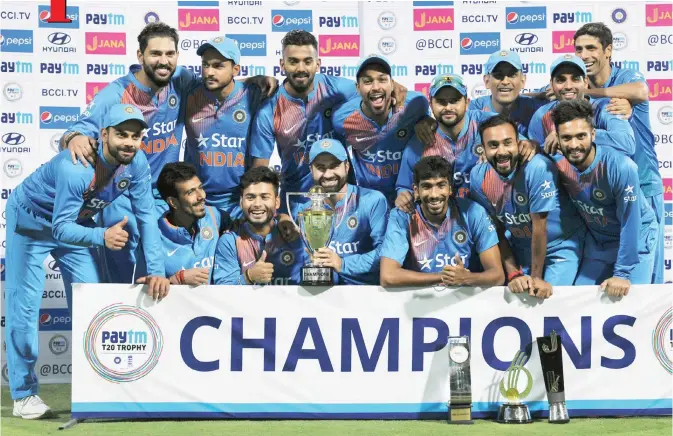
[648,194,664,284]
[100,192,167,283]
[4,196,101,400]
[574,225,658,285]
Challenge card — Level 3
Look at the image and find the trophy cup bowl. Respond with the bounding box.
[287,186,336,286]
[496,350,533,424]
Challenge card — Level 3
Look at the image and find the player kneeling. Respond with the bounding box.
[213,167,306,285]
[380,156,505,287]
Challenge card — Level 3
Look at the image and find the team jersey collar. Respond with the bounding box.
[328,183,355,210]
[96,143,122,171]
[241,218,279,244]
[436,111,471,144]
[358,96,396,126]
[128,65,156,95]
[578,143,602,176]
[159,211,207,245]
[201,80,243,106]
[280,73,324,103]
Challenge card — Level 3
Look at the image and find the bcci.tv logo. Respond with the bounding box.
[39,309,71,331]
[505,6,547,29]
[84,304,163,383]
[271,10,312,32]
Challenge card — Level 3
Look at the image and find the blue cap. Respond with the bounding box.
[197,36,241,64]
[484,50,522,74]
[429,73,468,97]
[356,54,392,79]
[550,54,587,77]
[103,104,148,129]
[309,138,348,164]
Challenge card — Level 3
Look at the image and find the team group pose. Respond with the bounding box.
[4,21,662,418]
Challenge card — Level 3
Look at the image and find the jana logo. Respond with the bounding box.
[84,304,163,383]
[653,307,673,373]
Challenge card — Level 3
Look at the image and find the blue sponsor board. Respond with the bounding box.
[226,34,266,56]
[271,10,312,32]
[665,202,672,226]
[39,308,72,331]
[460,32,500,55]
[39,106,80,129]
[505,6,547,29]
[0,29,34,53]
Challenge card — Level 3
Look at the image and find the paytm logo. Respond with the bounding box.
[506,6,546,29]
[460,32,500,55]
[553,11,592,24]
[38,5,79,28]
[0,29,34,53]
[39,106,80,129]
[227,34,266,56]
[319,15,358,28]
[271,10,312,32]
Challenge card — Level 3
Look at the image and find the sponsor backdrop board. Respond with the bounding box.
[71,284,672,418]
[1,0,672,385]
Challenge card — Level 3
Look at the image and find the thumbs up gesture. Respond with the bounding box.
[440,253,470,286]
[246,251,274,284]
[104,216,129,250]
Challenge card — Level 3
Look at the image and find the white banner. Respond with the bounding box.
[72,284,673,419]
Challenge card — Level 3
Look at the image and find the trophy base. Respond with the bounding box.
[549,402,570,424]
[447,404,473,424]
[301,265,333,286]
[496,404,532,424]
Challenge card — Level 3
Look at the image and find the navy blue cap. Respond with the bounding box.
[356,54,392,79]
[103,104,147,129]
[309,138,348,164]
[197,36,241,64]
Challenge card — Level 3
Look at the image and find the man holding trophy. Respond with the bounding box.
[213,167,306,285]
[290,138,390,285]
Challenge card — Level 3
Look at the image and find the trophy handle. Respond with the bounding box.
[284,192,304,228]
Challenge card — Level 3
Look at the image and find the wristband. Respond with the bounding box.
[63,132,82,149]
[177,270,185,285]
[244,268,253,284]
[507,268,524,282]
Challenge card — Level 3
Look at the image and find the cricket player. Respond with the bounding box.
[552,100,658,295]
[5,104,169,419]
[298,138,389,285]
[380,156,505,287]
[156,162,229,285]
[183,36,265,219]
[213,167,306,285]
[331,54,429,206]
[396,73,498,210]
[470,115,586,295]
[527,54,635,157]
[469,50,547,137]
[574,22,664,284]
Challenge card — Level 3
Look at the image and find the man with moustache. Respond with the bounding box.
[573,23,664,284]
[469,50,547,137]
[527,54,635,157]
[5,104,169,419]
[469,116,586,295]
[156,163,228,285]
[380,156,504,287]
[298,138,389,285]
[552,100,658,294]
[395,74,498,212]
[183,36,265,219]
[213,167,306,285]
[331,55,429,207]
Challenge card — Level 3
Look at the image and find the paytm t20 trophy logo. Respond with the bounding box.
[653,307,673,373]
[84,304,163,382]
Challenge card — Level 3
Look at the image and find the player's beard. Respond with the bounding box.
[246,206,274,228]
[189,200,207,219]
[488,151,517,176]
[203,75,233,93]
[318,174,347,194]
[565,143,592,167]
[436,109,465,129]
[109,143,137,165]
[143,62,175,88]
[287,71,314,94]
[421,194,449,218]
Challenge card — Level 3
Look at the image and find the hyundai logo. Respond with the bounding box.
[48,32,71,45]
[48,260,60,272]
[2,132,25,146]
[515,33,538,46]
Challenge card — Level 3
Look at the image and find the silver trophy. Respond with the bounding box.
[447,336,473,424]
[537,331,570,423]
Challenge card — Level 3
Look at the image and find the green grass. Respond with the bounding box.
[2,385,671,436]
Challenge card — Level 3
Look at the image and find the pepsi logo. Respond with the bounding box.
[41,111,53,124]
[507,12,519,24]
[39,10,51,22]
[461,38,473,50]
[0,35,4,45]
[40,313,52,325]
[272,14,284,27]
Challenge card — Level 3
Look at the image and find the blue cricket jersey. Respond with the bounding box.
[332,91,429,204]
[63,65,198,189]
[183,80,264,210]
[396,110,498,199]
[596,64,662,197]
[249,74,358,211]
[158,206,224,282]
[380,198,498,273]
[469,154,585,268]
[11,147,164,276]
[213,220,307,285]
[469,95,547,137]
[294,184,389,285]
[553,146,656,279]
[527,97,636,157]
